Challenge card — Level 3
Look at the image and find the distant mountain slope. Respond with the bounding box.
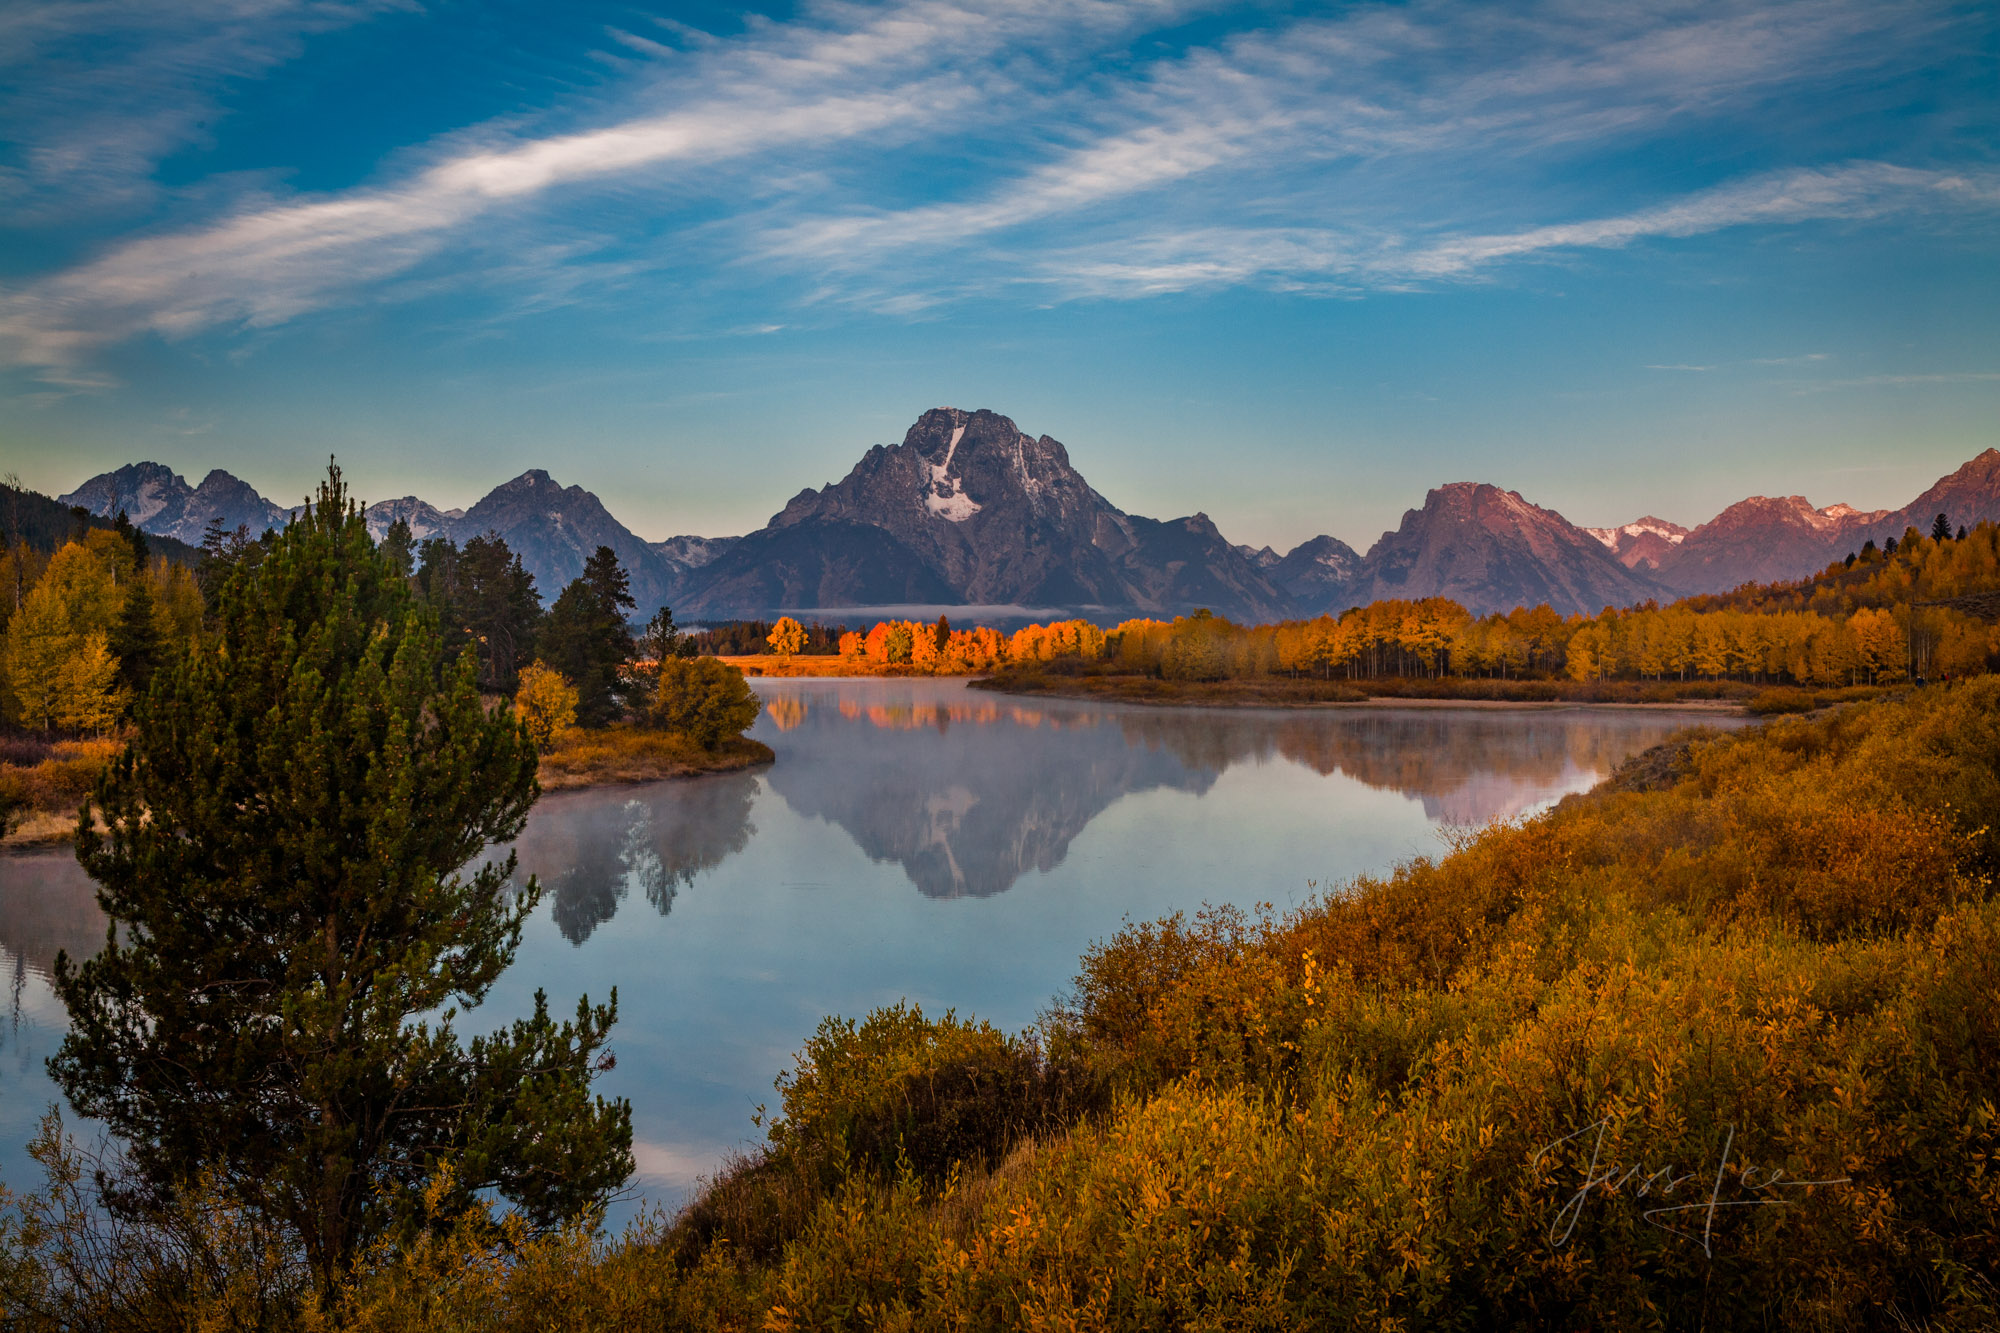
[1269,534,1364,614]
[363,496,463,542]
[60,462,296,545]
[677,407,1294,622]
[1650,496,1886,594]
[1346,483,1667,617]
[1,478,202,564]
[1865,447,2000,546]
[1586,452,2000,596]
[58,442,2000,627]
[1583,516,1688,571]
[446,470,684,611]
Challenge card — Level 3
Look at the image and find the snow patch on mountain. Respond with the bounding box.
[1584,517,1689,548]
[923,423,982,521]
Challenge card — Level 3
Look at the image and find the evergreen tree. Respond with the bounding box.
[112,509,149,568]
[196,518,258,615]
[107,575,161,699]
[379,516,416,579]
[638,605,689,663]
[537,546,634,727]
[1932,512,1952,543]
[415,533,541,692]
[52,464,631,1293]
[458,532,542,692]
[413,534,463,648]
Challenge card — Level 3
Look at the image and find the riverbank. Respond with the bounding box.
[0,739,116,848]
[719,655,977,678]
[536,728,773,790]
[970,667,1887,713]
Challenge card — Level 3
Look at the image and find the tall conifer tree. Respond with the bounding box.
[52,464,631,1291]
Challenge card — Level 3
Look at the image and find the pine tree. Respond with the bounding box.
[379,516,416,578]
[1932,512,1952,543]
[112,509,149,567]
[52,463,631,1293]
[459,532,542,692]
[537,546,635,726]
[108,576,161,699]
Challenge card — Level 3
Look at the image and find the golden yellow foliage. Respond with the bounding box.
[511,660,577,753]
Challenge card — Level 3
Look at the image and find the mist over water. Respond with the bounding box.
[0,679,1739,1219]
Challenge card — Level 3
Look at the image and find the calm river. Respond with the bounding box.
[0,679,1735,1215]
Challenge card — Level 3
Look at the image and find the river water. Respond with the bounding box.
[0,678,1734,1214]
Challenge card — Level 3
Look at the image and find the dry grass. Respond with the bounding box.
[1,738,119,845]
[535,727,773,790]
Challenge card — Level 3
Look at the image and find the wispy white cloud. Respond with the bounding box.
[0,0,1991,377]
[1020,163,2000,298]
[1645,364,1715,372]
[0,0,406,222]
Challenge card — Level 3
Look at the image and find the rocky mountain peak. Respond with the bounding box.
[61,461,294,545]
[1342,481,1665,617]
[676,407,1293,622]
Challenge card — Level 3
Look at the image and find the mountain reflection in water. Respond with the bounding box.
[753,681,1711,901]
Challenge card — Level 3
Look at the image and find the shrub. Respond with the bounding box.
[1748,685,1818,714]
[649,656,760,749]
[767,1003,1088,1187]
[512,660,578,752]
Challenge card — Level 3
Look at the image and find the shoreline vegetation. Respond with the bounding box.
[967,664,1892,714]
[9,677,1994,1327]
[535,728,773,790]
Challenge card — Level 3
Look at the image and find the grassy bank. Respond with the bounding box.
[973,662,1891,713]
[535,727,773,790]
[0,738,117,847]
[11,680,1996,1328]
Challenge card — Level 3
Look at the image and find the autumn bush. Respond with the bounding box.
[0,738,118,834]
[648,656,761,749]
[511,660,577,752]
[10,681,2000,1329]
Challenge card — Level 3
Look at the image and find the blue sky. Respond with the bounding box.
[1,0,1995,551]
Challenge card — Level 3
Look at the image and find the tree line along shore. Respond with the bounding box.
[718,516,1992,717]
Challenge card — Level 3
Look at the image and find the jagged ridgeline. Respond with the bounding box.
[56,417,2000,623]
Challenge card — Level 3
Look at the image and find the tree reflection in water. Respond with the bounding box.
[506,772,759,945]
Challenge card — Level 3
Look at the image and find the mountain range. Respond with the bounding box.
[59,413,2000,622]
